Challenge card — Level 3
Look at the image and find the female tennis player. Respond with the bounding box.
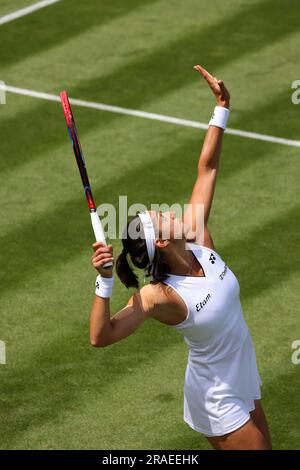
[89,65,272,450]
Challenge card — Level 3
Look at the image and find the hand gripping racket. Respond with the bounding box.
[60,91,112,268]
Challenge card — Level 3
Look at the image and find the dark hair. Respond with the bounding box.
[116,215,170,289]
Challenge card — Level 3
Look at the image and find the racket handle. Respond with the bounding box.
[90,211,113,268]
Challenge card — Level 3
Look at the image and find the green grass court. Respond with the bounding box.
[0,0,300,449]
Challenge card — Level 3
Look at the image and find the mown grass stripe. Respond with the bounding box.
[2,83,300,148]
[0,0,159,67]
[0,0,62,25]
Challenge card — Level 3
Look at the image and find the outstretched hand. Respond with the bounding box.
[193,65,230,108]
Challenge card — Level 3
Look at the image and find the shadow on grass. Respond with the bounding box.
[0,0,159,67]
[161,367,300,450]
[1,0,300,173]
[260,368,300,449]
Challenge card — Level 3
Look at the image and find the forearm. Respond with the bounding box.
[193,65,230,171]
[90,295,112,347]
[198,125,224,171]
[90,243,115,346]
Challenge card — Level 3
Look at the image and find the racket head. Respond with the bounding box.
[60,91,73,127]
[60,90,84,162]
[60,91,96,211]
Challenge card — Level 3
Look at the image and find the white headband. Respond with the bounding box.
[138,210,156,264]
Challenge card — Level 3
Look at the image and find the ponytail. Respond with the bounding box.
[116,250,139,289]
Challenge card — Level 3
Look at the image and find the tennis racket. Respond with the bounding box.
[60,91,112,268]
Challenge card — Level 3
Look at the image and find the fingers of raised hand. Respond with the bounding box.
[193,64,214,82]
[194,65,221,92]
[194,65,230,105]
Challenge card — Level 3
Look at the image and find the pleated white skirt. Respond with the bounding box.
[183,332,262,437]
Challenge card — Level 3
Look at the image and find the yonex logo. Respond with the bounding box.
[195,293,211,312]
[209,253,216,264]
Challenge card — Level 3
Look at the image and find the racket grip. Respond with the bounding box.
[90,211,113,268]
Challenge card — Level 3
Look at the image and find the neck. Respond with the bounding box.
[163,240,195,275]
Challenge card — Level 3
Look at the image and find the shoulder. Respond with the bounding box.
[186,225,215,250]
[137,281,187,325]
[135,282,173,311]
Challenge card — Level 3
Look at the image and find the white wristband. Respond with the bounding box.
[209,106,230,130]
[95,275,114,298]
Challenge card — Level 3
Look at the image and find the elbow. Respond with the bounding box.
[198,161,217,174]
[90,336,108,348]
[90,340,102,348]
[89,322,113,348]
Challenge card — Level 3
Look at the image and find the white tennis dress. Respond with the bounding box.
[164,243,262,437]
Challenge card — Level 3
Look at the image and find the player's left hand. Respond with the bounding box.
[193,64,230,108]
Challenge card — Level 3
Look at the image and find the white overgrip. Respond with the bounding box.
[90,211,112,268]
[90,211,106,243]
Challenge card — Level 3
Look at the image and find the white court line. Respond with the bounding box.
[1,83,300,148]
[0,0,62,25]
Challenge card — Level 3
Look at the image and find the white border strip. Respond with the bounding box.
[0,0,62,25]
[1,83,300,148]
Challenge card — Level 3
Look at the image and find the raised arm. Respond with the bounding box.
[183,65,230,248]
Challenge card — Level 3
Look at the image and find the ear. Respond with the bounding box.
[155,239,170,249]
